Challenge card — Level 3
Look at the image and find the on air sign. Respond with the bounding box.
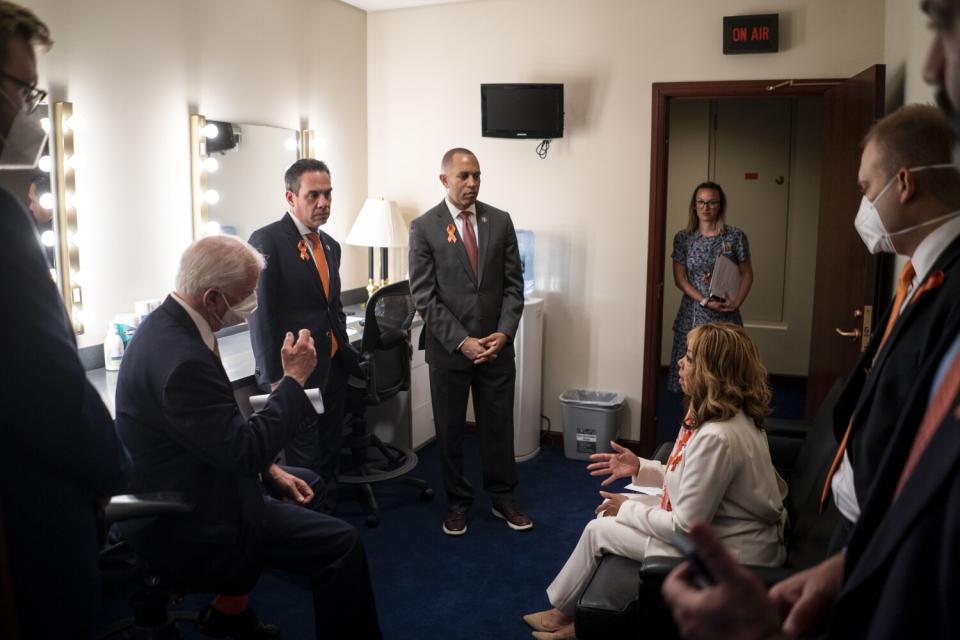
[723,14,779,54]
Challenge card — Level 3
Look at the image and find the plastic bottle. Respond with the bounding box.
[104,323,124,371]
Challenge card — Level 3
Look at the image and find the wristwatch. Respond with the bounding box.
[699,297,708,307]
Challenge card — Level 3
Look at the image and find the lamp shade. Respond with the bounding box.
[345,197,408,248]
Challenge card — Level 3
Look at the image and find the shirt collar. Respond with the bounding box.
[289,212,317,237]
[445,198,477,222]
[909,213,960,287]
[171,292,217,353]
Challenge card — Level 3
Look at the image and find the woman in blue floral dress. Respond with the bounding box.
[668,182,753,392]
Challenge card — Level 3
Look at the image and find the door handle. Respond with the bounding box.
[835,327,861,340]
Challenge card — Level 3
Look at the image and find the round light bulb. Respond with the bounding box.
[39,192,54,210]
[203,189,220,205]
[39,117,50,133]
[69,231,82,247]
[284,138,298,152]
[204,220,222,236]
[65,154,83,171]
[38,155,52,172]
[67,191,86,210]
[202,123,219,139]
[40,229,56,247]
[65,114,86,131]
[202,156,219,172]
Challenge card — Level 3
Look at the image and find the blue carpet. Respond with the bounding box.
[100,436,607,639]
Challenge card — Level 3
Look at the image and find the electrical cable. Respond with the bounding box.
[536,139,551,159]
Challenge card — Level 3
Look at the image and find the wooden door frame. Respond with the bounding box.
[640,78,841,456]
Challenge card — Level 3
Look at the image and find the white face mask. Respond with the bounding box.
[220,290,258,328]
[854,163,960,254]
[0,107,48,170]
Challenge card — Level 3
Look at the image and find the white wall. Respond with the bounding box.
[884,0,935,110]
[367,0,884,441]
[23,0,368,347]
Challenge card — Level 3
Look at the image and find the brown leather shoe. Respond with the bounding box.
[442,509,468,536]
[492,503,533,531]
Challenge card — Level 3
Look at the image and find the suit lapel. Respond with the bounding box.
[843,409,960,594]
[434,203,477,286]
[476,203,490,286]
[281,212,328,302]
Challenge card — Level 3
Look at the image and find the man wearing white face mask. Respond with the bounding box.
[821,104,960,547]
[0,3,128,638]
[115,234,382,640]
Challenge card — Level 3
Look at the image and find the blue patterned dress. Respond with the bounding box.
[668,226,750,392]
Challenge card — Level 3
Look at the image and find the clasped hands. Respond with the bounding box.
[705,298,739,314]
[587,441,641,518]
[460,331,508,364]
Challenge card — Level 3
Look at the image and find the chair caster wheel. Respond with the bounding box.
[366,514,380,527]
[420,488,435,502]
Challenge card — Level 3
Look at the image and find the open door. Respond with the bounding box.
[805,65,888,417]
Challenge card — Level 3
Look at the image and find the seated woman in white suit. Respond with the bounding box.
[523,323,786,640]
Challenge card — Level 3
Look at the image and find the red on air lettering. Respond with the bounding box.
[732,26,748,41]
[751,26,769,41]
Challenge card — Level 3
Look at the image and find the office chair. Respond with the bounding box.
[339,280,433,527]
[97,493,197,640]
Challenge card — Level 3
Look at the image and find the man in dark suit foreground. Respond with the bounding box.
[0,4,127,638]
[661,3,960,635]
[408,147,529,536]
[115,235,381,640]
[248,159,358,502]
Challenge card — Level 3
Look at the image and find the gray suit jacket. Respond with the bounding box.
[408,199,524,370]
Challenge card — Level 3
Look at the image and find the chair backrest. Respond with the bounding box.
[362,281,415,400]
[783,378,845,570]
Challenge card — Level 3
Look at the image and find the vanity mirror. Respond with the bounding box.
[0,100,85,334]
[190,114,311,240]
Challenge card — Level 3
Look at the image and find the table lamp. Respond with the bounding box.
[345,197,408,299]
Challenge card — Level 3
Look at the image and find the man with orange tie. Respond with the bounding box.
[819,104,960,549]
[409,148,529,536]
[662,105,960,639]
[248,159,358,502]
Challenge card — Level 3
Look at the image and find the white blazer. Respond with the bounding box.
[619,409,787,566]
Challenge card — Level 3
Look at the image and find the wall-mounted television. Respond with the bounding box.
[481,83,564,139]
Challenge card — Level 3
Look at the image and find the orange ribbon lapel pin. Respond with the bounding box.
[447,223,457,244]
[298,240,310,261]
[912,270,945,304]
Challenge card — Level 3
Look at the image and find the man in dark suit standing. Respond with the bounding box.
[248,159,357,499]
[409,147,529,536]
[116,235,381,640]
[0,4,127,638]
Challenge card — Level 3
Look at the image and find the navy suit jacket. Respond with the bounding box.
[833,234,960,503]
[832,315,960,639]
[248,213,355,390]
[0,188,127,635]
[408,200,524,370]
[115,295,315,591]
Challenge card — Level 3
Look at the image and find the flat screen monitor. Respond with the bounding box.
[481,84,564,139]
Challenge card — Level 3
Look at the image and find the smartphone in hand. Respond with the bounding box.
[669,532,715,589]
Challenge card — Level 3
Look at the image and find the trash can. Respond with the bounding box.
[559,389,625,460]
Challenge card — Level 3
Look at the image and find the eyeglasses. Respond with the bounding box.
[0,71,46,114]
[695,200,721,209]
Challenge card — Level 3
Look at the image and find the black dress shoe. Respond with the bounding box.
[197,605,282,639]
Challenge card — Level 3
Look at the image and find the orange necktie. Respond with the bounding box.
[306,232,338,357]
[894,346,960,498]
[819,260,915,512]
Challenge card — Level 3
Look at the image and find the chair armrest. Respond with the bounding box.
[104,493,195,524]
[640,555,796,588]
[653,442,674,464]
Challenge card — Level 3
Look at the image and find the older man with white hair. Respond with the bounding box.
[115,234,382,640]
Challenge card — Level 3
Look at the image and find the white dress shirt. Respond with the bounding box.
[445,198,479,250]
[290,213,329,280]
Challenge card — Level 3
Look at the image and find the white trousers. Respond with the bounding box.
[546,507,653,616]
